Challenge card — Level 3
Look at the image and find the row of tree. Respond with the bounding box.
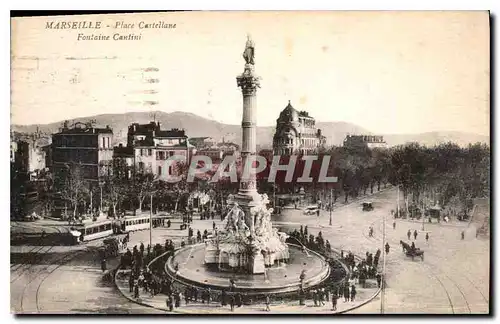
[11,141,489,221]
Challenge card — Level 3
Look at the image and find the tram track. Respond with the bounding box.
[359,211,488,314]
[11,245,56,283]
[34,250,87,313]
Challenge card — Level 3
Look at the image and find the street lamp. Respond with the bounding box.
[329,188,333,226]
[381,199,387,314]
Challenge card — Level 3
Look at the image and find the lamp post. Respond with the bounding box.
[381,200,387,314]
[150,192,153,247]
[99,180,104,216]
[329,188,333,226]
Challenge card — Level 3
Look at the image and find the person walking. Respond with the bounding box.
[350,285,357,302]
[425,232,429,243]
[265,295,271,312]
[343,284,350,302]
[393,221,396,230]
[413,230,418,240]
[133,283,140,299]
[229,294,235,312]
[331,292,338,311]
[316,209,320,218]
[385,242,390,254]
[129,275,134,293]
[319,288,325,306]
[376,273,382,288]
[407,229,411,240]
[313,290,318,307]
[461,231,465,240]
[100,258,107,273]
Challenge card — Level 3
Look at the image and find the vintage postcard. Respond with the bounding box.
[10,11,490,315]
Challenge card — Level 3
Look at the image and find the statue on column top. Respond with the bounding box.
[243,35,255,65]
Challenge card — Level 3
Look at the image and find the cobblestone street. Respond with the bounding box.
[10,187,490,314]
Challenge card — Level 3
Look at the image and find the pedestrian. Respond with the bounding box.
[331,292,338,311]
[229,294,235,312]
[265,294,271,312]
[174,291,181,308]
[213,221,216,231]
[168,295,174,312]
[184,287,190,305]
[407,229,411,240]
[461,231,465,240]
[385,242,390,254]
[101,258,107,273]
[236,293,242,307]
[376,273,382,288]
[312,290,318,306]
[129,274,134,293]
[319,288,325,306]
[425,232,429,242]
[221,290,227,306]
[167,219,171,228]
[343,284,350,302]
[414,230,418,240]
[393,221,396,230]
[350,285,356,302]
[134,284,139,299]
[316,209,320,217]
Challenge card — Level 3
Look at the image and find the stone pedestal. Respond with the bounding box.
[249,252,265,274]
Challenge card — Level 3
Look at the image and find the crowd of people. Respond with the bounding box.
[111,205,387,313]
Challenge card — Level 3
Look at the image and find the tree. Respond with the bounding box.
[106,172,129,218]
[59,163,89,220]
[132,169,157,215]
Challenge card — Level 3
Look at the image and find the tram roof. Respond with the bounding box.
[74,219,113,227]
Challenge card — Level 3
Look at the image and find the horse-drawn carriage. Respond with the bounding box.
[100,234,129,258]
[400,240,424,261]
[362,202,374,212]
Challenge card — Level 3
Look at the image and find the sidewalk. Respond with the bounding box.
[114,266,380,314]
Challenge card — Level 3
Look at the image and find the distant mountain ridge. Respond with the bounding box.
[11,111,489,148]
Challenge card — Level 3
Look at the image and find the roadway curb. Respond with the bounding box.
[113,255,381,315]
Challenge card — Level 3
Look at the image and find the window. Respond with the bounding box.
[138,162,144,170]
[158,166,162,175]
[102,137,105,148]
[148,149,152,156]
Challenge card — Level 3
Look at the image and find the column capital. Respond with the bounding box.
[237,68,260,96]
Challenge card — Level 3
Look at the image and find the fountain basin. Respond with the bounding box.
[164,243,333,296]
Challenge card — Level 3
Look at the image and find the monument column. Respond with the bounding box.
[235,36,262,237]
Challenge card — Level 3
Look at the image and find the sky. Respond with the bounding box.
[11,11,490,135]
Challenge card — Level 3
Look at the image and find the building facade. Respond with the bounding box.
[343,135,387,149]
[272,101,326,155]
[115,122,194,180]
[52,122,114,184]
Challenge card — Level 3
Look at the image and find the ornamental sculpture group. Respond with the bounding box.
[204,194,290,274]
[204,36,290,274]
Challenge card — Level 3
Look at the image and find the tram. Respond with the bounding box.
[122,214,170,232]
[123,215,152,232]
[73,219,114,242]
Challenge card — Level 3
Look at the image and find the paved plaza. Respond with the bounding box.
[10,187,490,314]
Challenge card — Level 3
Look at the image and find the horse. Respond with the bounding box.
[400,240,411,253]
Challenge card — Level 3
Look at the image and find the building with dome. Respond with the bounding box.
[272,101,326,155]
